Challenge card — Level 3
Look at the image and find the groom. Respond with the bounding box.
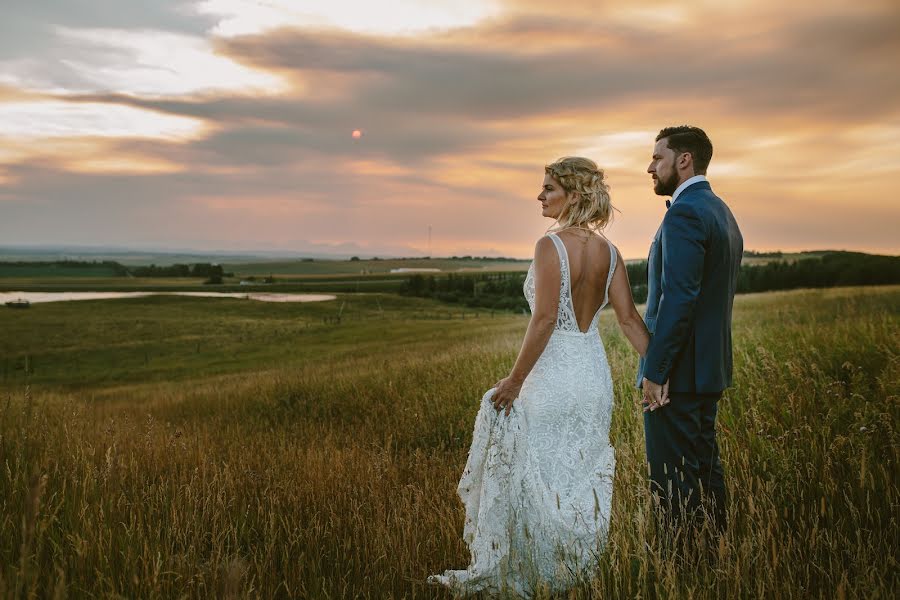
[637,126,743,535]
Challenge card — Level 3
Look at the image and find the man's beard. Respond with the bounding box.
[653,169,679,196]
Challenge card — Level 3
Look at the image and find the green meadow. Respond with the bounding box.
[0,286,897,598]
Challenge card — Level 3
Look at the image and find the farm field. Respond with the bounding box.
[223,257,533,276]
[1,249,822,286]
[0,257,531,295]
[0,286,897,598]
[0,256,533,280]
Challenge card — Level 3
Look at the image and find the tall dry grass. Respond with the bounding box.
[0,286,897,598]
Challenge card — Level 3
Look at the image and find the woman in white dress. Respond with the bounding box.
[430,157,653,596]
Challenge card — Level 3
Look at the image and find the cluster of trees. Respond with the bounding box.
[401,252,899,310]
[131,263,233,283]
[624,252,900,299]
[0,260,130,276]
[403,272,531,310]
[735,252,900,292]
[0,259,243,284]
[400,262,651,310]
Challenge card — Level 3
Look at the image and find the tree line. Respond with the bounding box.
[0,260,232,283]
[400,252,900,310]
[0,260,130,276]
[735,252,900,292]
[130,263,232,282]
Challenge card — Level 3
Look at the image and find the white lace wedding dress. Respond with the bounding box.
[429,232,618,597]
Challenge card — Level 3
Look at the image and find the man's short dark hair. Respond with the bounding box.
[656,126,713,175]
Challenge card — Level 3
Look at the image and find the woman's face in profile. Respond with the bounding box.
[538,173,568,219]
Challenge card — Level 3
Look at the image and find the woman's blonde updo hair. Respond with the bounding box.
[545,156,614,232]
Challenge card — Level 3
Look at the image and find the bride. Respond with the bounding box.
[430,157,653,596]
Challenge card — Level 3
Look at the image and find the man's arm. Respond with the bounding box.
[642,202,706,385]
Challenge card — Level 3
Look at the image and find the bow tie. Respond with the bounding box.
[665,199,671,209]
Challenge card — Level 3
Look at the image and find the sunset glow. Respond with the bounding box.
[1,0,898,258]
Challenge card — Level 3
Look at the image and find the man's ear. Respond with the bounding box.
[678,152,693,172]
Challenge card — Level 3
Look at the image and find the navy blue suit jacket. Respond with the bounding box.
[637,181,743,394]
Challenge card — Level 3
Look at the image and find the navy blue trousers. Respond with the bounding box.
[643,391,727,533]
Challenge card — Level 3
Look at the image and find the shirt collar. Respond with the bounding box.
[671,175,707,204]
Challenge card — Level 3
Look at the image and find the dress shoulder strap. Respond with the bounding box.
[601,238,617,308]
[545,232,579,331]
[545,233,571,280]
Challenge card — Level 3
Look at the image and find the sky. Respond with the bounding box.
[1,0,898,259]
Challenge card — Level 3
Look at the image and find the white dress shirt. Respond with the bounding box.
[671,175,708,205]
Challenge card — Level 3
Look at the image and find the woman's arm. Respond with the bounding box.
[491,237,560,415]
[608,247,670,410]
[607,246,651,357]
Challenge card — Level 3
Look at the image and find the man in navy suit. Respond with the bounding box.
[638,126,743,535]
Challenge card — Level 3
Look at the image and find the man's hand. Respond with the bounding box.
[491,376,523,416]
[641,377,670,412]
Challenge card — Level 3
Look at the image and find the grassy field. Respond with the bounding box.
[0,294,504,389]
[0,286,897,598]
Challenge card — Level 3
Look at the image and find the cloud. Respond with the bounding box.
[0,27,283,97]
[0,0,898,257]
[0,1,213,61]
[0,101,205,139]
[195,0,502,37]
[218,7,900,124]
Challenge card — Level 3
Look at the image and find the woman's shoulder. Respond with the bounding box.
[533,234,557,254]
[531,235,563,266]
[598,234,618,256]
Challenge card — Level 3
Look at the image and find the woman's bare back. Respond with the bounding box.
[554,230,614,332]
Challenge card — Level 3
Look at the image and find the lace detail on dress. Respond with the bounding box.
[546,233,580,332]
[431,233,619,596]
[523,233,618,334]
[524,261,536,312]
[429,386,614,596]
